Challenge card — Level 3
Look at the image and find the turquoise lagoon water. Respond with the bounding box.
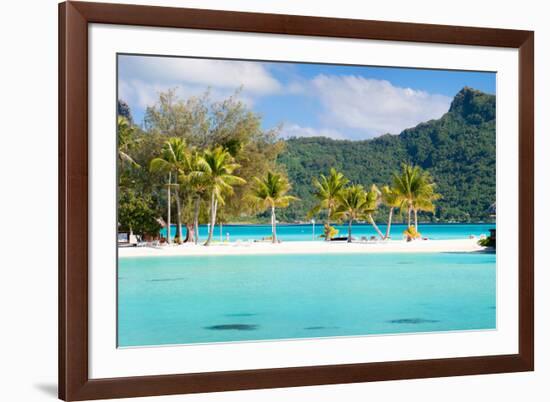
[118,252,496,347]
[161,223,495,242]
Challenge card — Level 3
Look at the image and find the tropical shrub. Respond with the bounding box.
[478,237,495,248]
[403,225,421,241]
[320,224,339,240]
[118,190,161,236]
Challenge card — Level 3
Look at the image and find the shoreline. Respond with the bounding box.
[160,222,496,226]
[118,238,487,258]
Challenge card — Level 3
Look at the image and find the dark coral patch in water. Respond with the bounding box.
[388,318,440,324]
[304,326,339,330]
[396,261,414,265]
[224,313,257,317]
[149,277,186,282]
[205,324,258,331]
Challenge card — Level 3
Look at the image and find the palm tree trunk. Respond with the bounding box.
[174,190,183,244]
[385,207,394,239]
[166,172,171,244]
[414,209,418,231]
[193,196,200,245]
[325,207,331,241]
[184,223,194,243]
[205,192,217,245]
[271,206,277,244]
[368,214,385,239]
[347,219,352,243]
[407,206,412,227]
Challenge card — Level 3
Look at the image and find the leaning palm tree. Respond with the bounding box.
[308,168,349,240]
[196,146,246,246]
[364,184,385,240]
[392,163,440,231]
[247,171,299,243]
[150,137,188,244]
[117,116,139,168]
[380,184,404,239]
[334,184,372,243]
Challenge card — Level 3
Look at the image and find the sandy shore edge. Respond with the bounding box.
[118,238,486,258]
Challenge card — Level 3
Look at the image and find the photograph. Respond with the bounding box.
[2,0,544,400]
[116,54,497,347]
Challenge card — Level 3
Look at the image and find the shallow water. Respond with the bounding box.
[161,223,494,242]
[118,252,496,347]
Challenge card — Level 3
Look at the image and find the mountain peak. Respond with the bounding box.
[448,87,496,123]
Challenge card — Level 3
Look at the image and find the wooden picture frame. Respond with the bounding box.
[59,1,534,400]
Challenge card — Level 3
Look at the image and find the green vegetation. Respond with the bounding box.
[391,163,440,230]
[320,224,339,240]
[247,171,299,243]
[117,116,140,169]
[197,146,246,245]
[308,168,349,240]
[333,185,377,242]
[116,91,284,241]
[403,225,422,242]
[478,237,493,247]
[380,185,401,239]
[117,87,495,241]
[278,87,496,223]
[118,190,161,237]
[149,137,188,243]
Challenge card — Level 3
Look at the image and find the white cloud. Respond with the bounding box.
[310,75,452,137]
[118,55,454,141]
[119,79,255,110]
[280,124,346,140]
[118,56,279,115]
[120,55,281,94]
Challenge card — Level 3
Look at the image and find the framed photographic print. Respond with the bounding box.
[59,1,534,400]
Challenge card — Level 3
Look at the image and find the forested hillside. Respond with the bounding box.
[277,87,496,223]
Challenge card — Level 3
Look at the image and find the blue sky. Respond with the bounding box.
[118,54,495,140]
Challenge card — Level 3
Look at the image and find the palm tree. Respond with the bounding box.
[380,185,404,239]
[412,192,440,229]
[334,185,372,243]
[248,171,299,243]
[186,148,209,244]
[364,184,385,240]
[392,163,440,231]
[196,146,246,246]
[308,168,349,240]
[150,137,188,244]
[117,116,139,168]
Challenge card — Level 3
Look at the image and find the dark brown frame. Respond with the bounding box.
[59,1,534,400]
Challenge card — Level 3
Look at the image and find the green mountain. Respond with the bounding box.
[277,87,496,223]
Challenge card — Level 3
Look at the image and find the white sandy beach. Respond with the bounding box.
[118,238,486,258]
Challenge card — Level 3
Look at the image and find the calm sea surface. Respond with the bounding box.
[118,250,496,347]
[161,223,495,242]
